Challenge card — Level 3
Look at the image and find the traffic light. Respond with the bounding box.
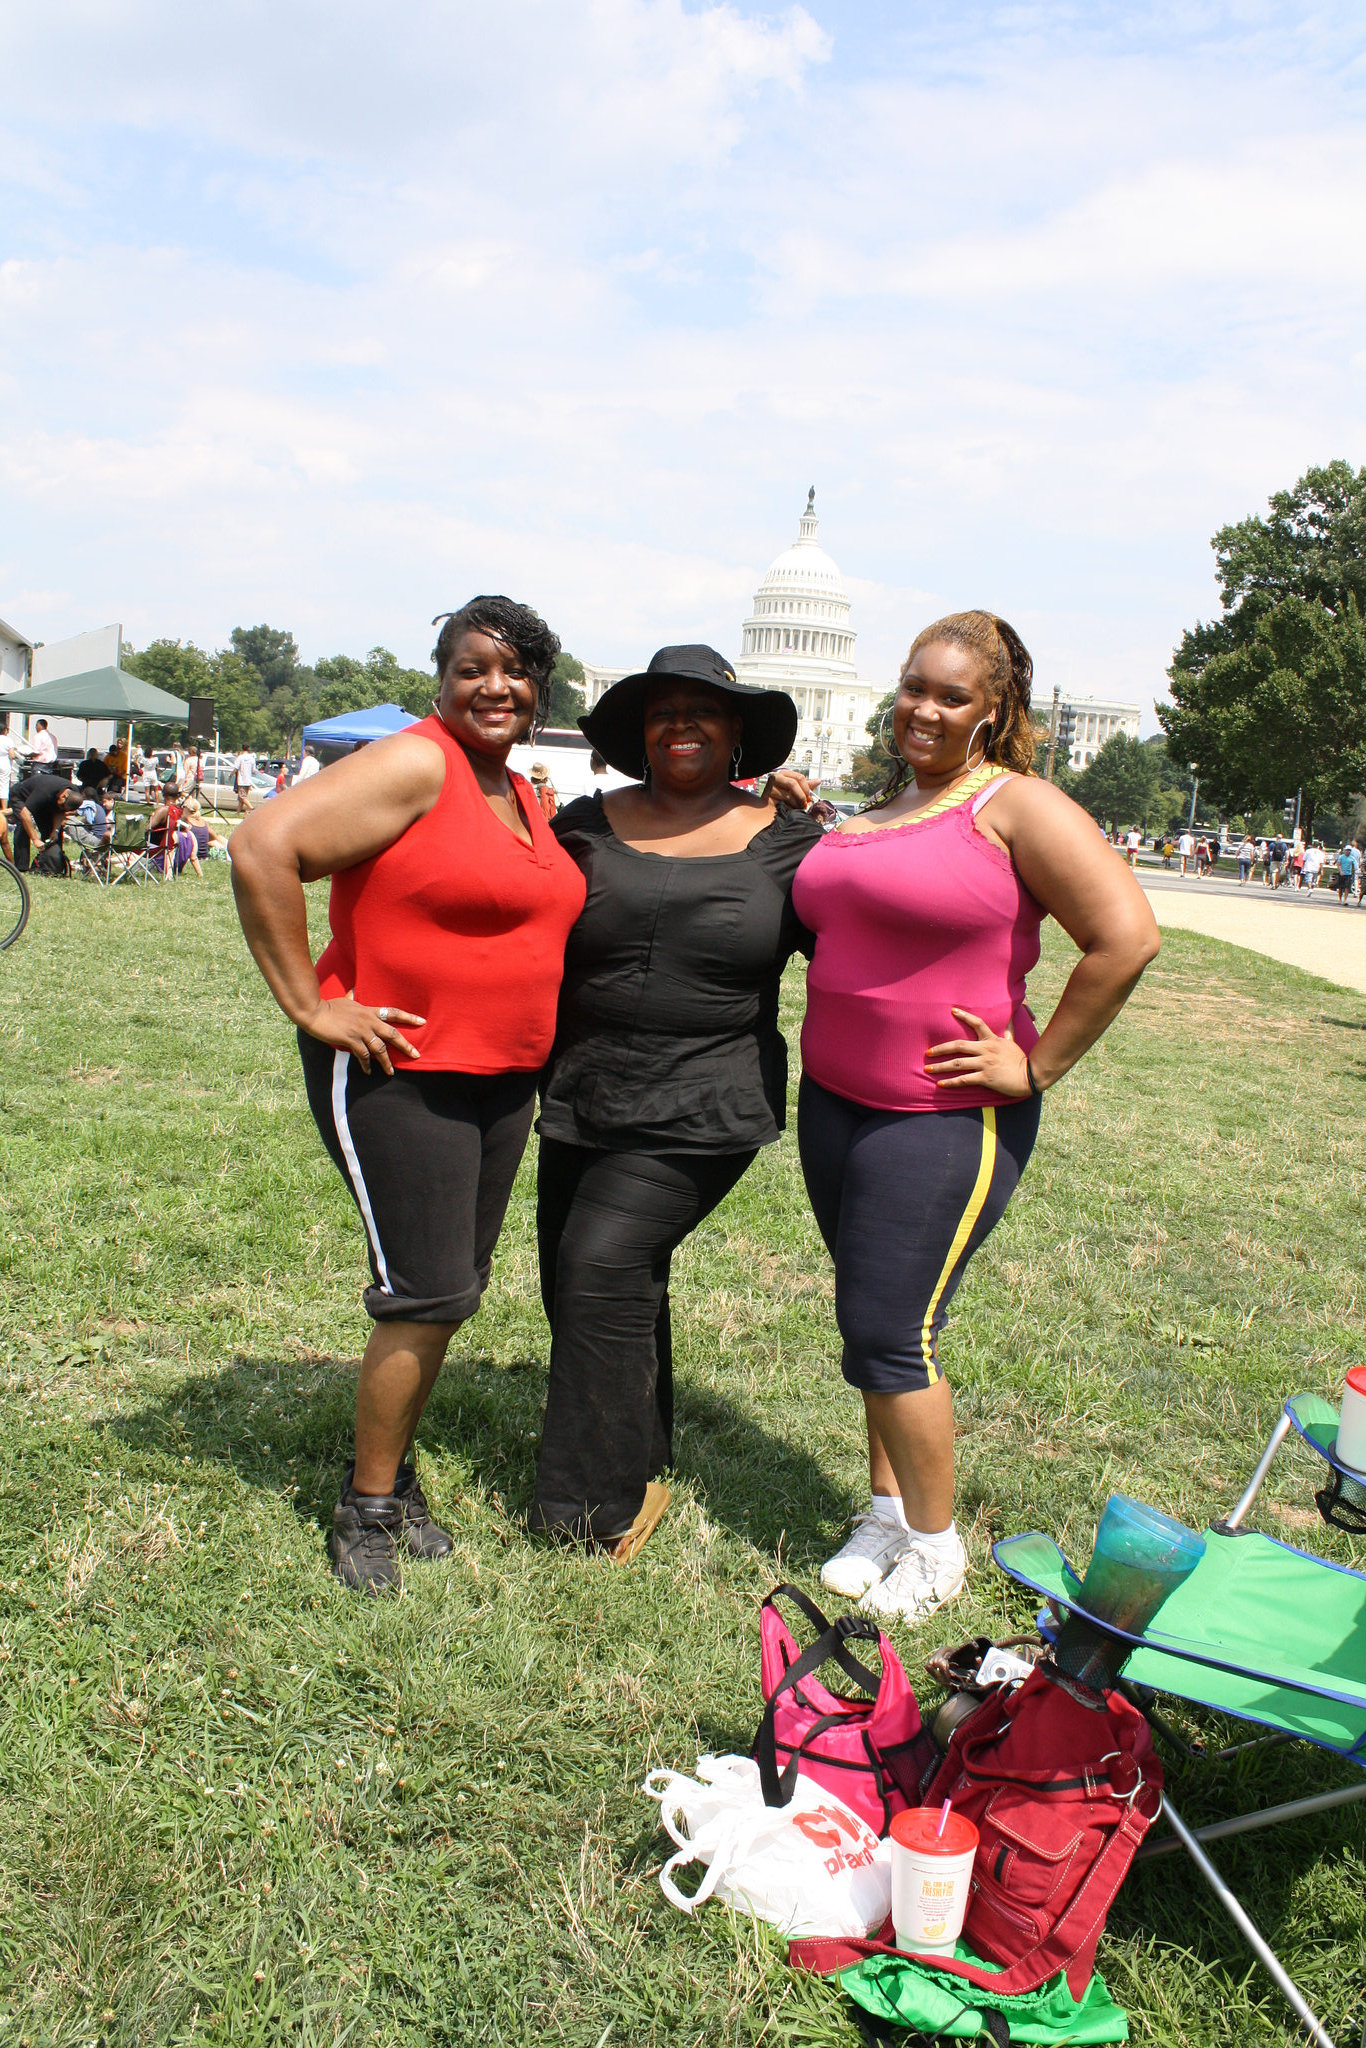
[1282,798,1296,829]
[1055,705,1076,762]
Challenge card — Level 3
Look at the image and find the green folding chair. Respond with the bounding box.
[106,800,159,886]
[994,1515,1366,2046]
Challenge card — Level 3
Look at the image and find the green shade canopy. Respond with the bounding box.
[0,667,189,723]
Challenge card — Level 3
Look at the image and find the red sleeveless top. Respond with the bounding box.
[315,715,587,1073]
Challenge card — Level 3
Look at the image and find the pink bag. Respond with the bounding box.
[753,1584,938,1834]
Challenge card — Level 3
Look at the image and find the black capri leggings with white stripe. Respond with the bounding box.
[298,1030,537,1323]
[797,1075,1041,1394]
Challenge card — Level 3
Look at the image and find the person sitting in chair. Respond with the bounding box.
[75,748,112,796]
[147,790,184,873]
[67,795,112,859]
[174,798,227,877]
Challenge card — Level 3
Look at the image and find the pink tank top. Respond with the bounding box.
[791,773,1044,1112]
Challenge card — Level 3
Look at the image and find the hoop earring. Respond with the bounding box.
[878,708,906,763]
[731,744,744,778]
[966,718,995,770]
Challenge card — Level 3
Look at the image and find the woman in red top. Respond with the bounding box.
[231,596,587,1594]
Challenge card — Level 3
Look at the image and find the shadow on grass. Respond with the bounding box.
[106,1347,850,1566]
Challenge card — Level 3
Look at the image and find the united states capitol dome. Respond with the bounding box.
[734,490,877,784]
[756,526,847,599]
[737,488,857,676]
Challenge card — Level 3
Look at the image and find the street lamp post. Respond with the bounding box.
[1044,685,1061,783]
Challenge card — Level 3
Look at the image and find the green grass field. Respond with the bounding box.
[2,864,1365,2046]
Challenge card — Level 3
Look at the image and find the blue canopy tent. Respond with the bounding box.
[301,703,418,755]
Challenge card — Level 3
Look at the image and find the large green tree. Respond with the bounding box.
[850,690,896,794]
[1073,731,1160,829]
[122,639,268,750]
[547,652,586,731]
[230,625,300,694]
[209,650,270,750]
[1162,462,1366,829]
[121,639,213,749]
[314,647,437,720]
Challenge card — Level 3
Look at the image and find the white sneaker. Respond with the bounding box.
[859,1533,967,1625]
[819,1511,910,1600]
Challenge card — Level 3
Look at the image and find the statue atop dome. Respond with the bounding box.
[806,485,815,514]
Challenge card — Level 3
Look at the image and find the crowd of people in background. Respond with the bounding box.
[0,722,253,875]
[1117,824,1366,901]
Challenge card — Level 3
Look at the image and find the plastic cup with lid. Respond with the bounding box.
[1336,1366,1366,1476]
[889,1806,979,1956]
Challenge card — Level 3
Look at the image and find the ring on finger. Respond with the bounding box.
[378,1007,389,1021]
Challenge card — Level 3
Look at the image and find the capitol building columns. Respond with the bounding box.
[580,490,881,789]
[734,489,878,787]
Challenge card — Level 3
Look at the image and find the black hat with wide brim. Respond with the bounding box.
[578,644,798,781]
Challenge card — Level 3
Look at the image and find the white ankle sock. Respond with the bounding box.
[870,1493,910,1532]
[903,1520,959,1562]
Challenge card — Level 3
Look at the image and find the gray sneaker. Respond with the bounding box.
[329,1485,403,1596]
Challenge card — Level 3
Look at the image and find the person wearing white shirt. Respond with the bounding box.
[1125,826,1142,869]
[294,747,321,784]
[26,720,58,770]
[233,748,258,813]
[1178,829,1194,877]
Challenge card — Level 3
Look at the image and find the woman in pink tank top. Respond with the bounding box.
[791,612,1159,1627]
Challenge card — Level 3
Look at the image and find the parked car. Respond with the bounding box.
[185,752,275,807]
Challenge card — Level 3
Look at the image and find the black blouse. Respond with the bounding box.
[539,794,824,1153]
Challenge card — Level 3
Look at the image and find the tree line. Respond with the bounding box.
[1161,460,1366,838]
[123,628,587,756]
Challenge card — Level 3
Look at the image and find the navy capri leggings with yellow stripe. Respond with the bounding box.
[798,1076,1041,1394]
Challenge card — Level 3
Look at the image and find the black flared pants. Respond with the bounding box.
[531,1138,755,1541]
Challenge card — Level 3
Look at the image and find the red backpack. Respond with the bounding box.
[790,1663,1162,1998]
[753,1585,938,1834]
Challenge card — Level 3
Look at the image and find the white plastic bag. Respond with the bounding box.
[642,1753,891,1939]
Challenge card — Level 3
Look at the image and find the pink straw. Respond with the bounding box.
[936,1798,952,1838]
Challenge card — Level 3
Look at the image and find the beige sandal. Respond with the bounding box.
[609,1482,670,1564]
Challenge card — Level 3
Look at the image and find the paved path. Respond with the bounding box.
[1137,873,1366,993]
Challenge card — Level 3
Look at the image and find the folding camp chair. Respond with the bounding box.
[995,1509,1366,2046]
[104,800,160,886]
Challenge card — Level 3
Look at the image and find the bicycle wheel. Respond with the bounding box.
[0,856,30,950]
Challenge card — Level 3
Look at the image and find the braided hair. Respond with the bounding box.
[871,611,1035,809]
[430,595,562,731]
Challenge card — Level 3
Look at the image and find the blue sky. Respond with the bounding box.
[3,1,1365,722]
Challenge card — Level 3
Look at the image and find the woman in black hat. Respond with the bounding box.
[531,645,822,1559]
